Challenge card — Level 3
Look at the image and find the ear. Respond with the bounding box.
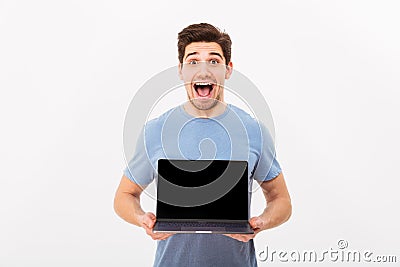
[178,63,183,80]
[225,61,233,79]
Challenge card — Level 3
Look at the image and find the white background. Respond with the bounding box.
[1,0,399,266]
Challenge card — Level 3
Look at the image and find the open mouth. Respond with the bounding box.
[193,82,215,98]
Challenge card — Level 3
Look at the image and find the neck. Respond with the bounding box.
[183,101,227,118]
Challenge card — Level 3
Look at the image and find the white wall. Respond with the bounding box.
[1,1,399,266]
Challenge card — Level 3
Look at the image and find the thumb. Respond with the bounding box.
[143,212,156,228]
[249,217,263,229]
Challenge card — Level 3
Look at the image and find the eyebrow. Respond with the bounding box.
[209,52,224,60]
[184,52,224,60]
[184,52,198,60]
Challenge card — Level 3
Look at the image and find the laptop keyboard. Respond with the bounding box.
[160,221,245,228]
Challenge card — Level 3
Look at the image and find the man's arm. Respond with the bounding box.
[113,175,173,240]
[255,172,292,230]
[225,172,292,242]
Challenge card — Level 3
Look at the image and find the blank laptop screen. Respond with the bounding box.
[156,159,249,221]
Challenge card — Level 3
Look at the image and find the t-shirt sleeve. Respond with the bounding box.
[123,127,156,185]
[252,122,282,182]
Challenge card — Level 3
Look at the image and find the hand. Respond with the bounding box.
[139,212,174,241]
[224,217,264,242]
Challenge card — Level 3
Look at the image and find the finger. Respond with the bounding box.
[147,212,156,221]
[148,230,172,238]
[249,217,263,230]
[226,234,245,242]
[144,227,155,237]
[152,233,173,240]
[237,236,248,242]
[249,217,259,228]
[143,222,153,232]
[149,231,163,240]
[159,233,173,240]
[240,234,254,242]
[237,234,255,242]
[143,213,156,228]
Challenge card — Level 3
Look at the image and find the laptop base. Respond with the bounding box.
[153,220,254,234]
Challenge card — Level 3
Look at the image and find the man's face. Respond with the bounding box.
[179,42,233,111]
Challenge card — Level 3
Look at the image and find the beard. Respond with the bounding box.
[189,93,221,110]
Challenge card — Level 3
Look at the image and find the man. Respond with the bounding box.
[114,23,292,266]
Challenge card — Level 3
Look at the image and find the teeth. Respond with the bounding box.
[194,82,213,86]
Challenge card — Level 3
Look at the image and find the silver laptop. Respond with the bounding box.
[153,159,254,234]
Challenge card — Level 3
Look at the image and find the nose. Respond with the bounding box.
[198,62,210,73]
[196,62,214,79]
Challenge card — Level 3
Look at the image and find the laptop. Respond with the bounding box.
[153,159,254,234]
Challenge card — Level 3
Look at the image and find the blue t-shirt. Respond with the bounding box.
[124,104,281,267]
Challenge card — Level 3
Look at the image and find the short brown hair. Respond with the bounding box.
[177,23,232,64]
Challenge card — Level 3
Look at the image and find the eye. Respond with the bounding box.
[210,59,219,65]
[188,60,198,65]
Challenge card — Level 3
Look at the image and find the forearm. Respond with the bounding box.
[114,192,145,227]
[259,196,292,231]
